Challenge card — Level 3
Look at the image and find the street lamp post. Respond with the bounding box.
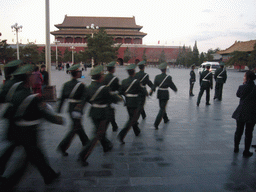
[86,24,99,68]
[11,23,22,60]
[54,40,60,69]
[70,46,75,65]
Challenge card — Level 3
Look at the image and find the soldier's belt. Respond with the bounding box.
[92,104,107,108]
[126,94,138,97]
[217,77,223,78]
[15,119,41,126]
[69,99,82,103]
[202,79,210,82]
[158,88,168,91]
[110,91,117,95]
[141,85,146,88]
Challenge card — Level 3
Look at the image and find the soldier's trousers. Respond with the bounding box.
[234,121,255,152]
[197,87,210,104]
[118,107,141,141]
[139,96,146,119]
[108,106,118,131]
[154,99,169,127]
[58,114,89,152]
[189,81,195,95]
[214,82,224,100]
[79,118,111,161]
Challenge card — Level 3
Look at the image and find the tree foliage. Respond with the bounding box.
[192,41,199,65]
[142,48,147,61]
[123,47,131,63]
[20,43,40,64]
[226,51,249,70]
[0,40,15,63]
[159,49,166,64]
[247,43,256,70]
[85,28,120,65]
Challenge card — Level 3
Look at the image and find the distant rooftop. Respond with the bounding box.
[218,40,256,55]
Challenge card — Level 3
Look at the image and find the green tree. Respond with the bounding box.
[198,52,205,65]
[123,47,131,63]
[226,51,249,71]
[205,49,214,61]
[159,49,166,64]
[192,41,199,65]
[63,48,72,63]
[20,43,40,64]
[85,28,120,65]
[248,43,256,70]
[0,40,15,63]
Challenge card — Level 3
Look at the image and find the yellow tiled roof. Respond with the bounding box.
[218,40,256,54]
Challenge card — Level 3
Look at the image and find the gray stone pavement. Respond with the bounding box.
[0,66,256,191]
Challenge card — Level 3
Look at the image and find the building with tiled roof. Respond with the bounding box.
[51,15,147,44]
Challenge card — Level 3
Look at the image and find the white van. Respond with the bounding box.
[198,61,220,75]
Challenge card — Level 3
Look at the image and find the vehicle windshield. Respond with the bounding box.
[211,65,220,69]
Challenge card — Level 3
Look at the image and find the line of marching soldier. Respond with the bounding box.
[0,60,178,188]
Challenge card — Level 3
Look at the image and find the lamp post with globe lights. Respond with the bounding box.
[11,23,22,60]
[86,24,99,68]
[54,40,60,69]
[70,46,75,65]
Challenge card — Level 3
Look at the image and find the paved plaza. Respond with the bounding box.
[0,66,256,191]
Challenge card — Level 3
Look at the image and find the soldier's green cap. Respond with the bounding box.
[126,64,136,70]
[12,64,35,76]
[219,62,225,66]
[191,64,196,67]
[90,65,103,76]
[4,60,23,68]
[158,62,167,69]
[137,60,146,66]
[67,64,81,71]
[106,61,116,67]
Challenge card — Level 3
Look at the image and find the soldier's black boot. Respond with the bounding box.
[234,135,240,153]
[243,137,253,157]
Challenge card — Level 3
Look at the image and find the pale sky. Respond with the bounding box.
[0,0,255,53]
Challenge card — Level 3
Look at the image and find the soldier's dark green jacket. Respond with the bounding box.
[57,79,88,113]
[134,71,153,95]
[190,70,196,83]
[102,73,120,92]
[0,77,23,103]
[88,81,121,119]
[214,68,227,84]
[199,70,213,89]
[153,73,177,100]
[119,76,147,107]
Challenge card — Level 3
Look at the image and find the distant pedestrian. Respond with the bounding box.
[214,62,227,101]
[134,60,154,119]
[57,64,90,157]
[197,64,213,106]
[79,65,122,166]
[66,63,70,74]
[40,64,49,93]
[151,62,177,129]
[32,66,43,96]
[189,64,196,96]
[232,70,256,157]
[102,61,120,131]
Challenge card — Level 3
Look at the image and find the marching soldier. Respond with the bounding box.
[117,64,147,144]
[102,61,120,131]
[79,65,122,166]
[57,64,90,156]
[2,64,63,187]
[134,60,153,119]
[214,62,227,101]
[152,62,177,130]
[197,64,213,106]
[0,60,24,176]
[189,64,196,96]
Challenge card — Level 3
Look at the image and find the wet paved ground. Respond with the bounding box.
[0,66,256,191]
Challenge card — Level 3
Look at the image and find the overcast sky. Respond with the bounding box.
[0,0,255,52]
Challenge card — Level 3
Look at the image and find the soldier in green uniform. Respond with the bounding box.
[189,64,196,96]
[57,64,90,156]
[2,64,63,187]
[0,60,24,176]
[197,64,213,106]
[102,61,120,131]
[117,64,147,144]
[152,62,177,130]
[79,65,122,166]
[134,60,153,119]
[214,62,227,101]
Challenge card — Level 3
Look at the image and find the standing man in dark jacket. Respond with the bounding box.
[214,62,227,101]
[79,65,122,166]
[232,70,256,157]
[102,61,120,131]
[152,62,178,130]
[40,64,49,93]
[57,64,90,156]
[118,64,147,144]
[189,64,196,96]
[197,64,213,106]
[134,60,153,119]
